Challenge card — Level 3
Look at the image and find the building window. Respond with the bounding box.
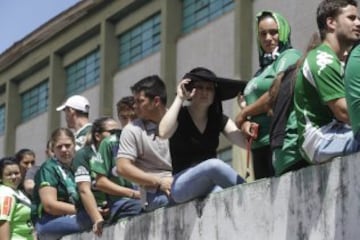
[182,0,234,33]
[118,13,161,69]
[66,50,100,96]
[21,81,48,122]
[0,105,4,135]
[217,147,232,166]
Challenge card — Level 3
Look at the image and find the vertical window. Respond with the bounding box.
[182,0,234,33]
[66,50,100,96]
[118,13,161,69]
[217,147,232,166]
[0,105,4,135]
[21,81,48,122]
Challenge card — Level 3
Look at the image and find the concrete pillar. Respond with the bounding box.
[233,0,254,181]
[99,20,118,116]
[160,0,182,105]
[4,80,20,155]
[48,53,66,136]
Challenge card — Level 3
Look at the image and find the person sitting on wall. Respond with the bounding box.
[158,67,248,203]
[117,76,173,212]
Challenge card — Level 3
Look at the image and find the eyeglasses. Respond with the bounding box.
[102,129,121,135]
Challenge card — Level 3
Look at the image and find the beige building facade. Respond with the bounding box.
[0,0,322,177]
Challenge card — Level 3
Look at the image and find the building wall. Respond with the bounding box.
[113,53,161,121]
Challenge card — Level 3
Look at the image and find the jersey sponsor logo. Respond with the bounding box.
[0,196,13,216]
[316,50,333,75]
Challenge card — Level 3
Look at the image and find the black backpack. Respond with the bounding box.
[269,64,298,150]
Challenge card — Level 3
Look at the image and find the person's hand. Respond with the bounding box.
[241,121,259,139]
[235,111,247,129]
[130,190,141,199]
[98,206,110,217]
[158,176,173,196]
[92,218,104,237]
[237,94,247,110]
[177,78,195,101]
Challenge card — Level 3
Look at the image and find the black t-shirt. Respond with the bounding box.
[170,107,228,174]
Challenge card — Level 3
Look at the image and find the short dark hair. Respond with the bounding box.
[131,75,167,105]
[116,96,136,120]
[317,0,358,40]
[91,116,115,144]
[15,148,35,164]
[0,157,19,180]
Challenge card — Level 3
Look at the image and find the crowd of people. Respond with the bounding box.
[1,0,360,239]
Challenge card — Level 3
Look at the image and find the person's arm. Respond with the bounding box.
[158,79,194,139]
[222,118,247,149]
[77,181,104,236]
[235,92,270,128]
[39,186,76,216]
[0,221,10,240]
[23,179,35,197]
[117,158,172,196]
[327,97,349,123]
[95,174,140,199]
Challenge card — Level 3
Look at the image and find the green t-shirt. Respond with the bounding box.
[75,123,92,151]
[92,133,134,202]
[73,144,107,205]
[345,43,360,136]
[294,43,345,160]
[244,48,301,149]
[0,185,34,240]
[32,158,79,219]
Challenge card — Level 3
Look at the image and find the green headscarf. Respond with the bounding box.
[256,11,292,69]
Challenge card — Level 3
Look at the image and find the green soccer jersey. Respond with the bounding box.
[0,185,34,240]
[294,43,345,159]
[244,48,301,149]
[73,144,107,205]
[75,123,92,151]
[345,44,360,136]
[92,133,134,202]
[32,158,79,219]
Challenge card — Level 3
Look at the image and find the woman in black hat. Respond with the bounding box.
[158,67,248,204]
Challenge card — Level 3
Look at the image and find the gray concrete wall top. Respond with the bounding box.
[63,152,360,240]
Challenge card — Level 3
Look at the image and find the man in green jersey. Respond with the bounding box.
[345,42,360,139]
[57,95,92,151]
[294,0,360,163]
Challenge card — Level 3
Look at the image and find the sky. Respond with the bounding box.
[0,0,80,54]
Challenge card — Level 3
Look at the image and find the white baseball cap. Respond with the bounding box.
[56,95,90,113]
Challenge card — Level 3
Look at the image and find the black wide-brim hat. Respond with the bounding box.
[183,72,247,101]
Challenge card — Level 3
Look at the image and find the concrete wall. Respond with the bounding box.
[15,113,48,163]
[64,153,360,240]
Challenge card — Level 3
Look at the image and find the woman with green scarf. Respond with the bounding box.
[236,11,301,179]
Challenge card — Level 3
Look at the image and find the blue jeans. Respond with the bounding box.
[143,190,171,212]
[36,210,92,240]
[108,198,142,222]
[171,158,244,203]
[302,120,360,163]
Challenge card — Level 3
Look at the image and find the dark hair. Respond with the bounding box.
[0,157,19,180]
[116,96,136,120]
[131,75,167,105]
[91,116,115,145]
[50,127,75,148]
[317,0,358,40]
[257,11,275,23]
[15,148,35,164]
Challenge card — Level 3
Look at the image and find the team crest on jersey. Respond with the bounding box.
[316,50,333,75]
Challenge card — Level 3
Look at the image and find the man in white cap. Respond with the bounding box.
[56,95,92,151]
